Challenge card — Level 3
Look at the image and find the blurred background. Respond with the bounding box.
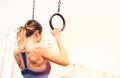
[0,0,120,78]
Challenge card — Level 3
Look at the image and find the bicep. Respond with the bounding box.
[41,48,66,66]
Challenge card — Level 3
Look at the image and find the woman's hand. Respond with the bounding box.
[50,28,61,37]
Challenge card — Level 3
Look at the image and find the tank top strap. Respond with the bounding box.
[21,52,28,68]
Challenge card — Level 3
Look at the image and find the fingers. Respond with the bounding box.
[50,28,61,37]
[50,28,61,33]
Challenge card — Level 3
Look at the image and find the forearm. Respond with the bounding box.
[55,36,69,62]
[50,28,69,66]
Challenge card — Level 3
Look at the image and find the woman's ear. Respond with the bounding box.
[35,30,42,42]
[33,30,39,37]
[36,30,40,37]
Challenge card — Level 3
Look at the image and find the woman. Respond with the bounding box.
[14,20,69,78]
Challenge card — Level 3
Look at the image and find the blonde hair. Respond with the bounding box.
[16,27,26,51]
[16,20,42,51]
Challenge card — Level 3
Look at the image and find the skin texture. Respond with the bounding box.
[14,28,69,70]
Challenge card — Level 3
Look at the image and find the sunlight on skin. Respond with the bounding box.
[0,0,120,77]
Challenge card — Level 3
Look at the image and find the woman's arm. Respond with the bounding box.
[54,35,69,65]
[41,28,69,66]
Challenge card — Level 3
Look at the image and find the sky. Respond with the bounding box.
[0,0,120,76]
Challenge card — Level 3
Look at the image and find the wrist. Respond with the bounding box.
[54,36,60,39]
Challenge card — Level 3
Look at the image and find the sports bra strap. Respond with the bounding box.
[21,52,28,68]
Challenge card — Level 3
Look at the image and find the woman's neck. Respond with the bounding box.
[25,37,37,50]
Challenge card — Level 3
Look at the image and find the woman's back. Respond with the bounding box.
[14,45,49,70]
[14,45,51,78]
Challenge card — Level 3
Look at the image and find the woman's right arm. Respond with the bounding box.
[41,28,69,66]
[53,29,69,65]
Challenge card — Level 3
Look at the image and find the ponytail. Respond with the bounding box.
[16,20,42,51]
[16,27,26,51]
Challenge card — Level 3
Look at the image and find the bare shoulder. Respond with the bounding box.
[34,44,52,54]
[14,48,20,56]
[13,48,22,66]
[34,44,47,52]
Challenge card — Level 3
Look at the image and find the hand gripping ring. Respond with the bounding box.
[49,13,65,31]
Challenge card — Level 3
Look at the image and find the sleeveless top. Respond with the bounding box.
[21,52,51,78]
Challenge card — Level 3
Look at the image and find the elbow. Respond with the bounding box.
[65,62,69,66]
[63,60,69,66]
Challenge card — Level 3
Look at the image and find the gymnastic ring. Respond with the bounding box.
[49,13,65,31]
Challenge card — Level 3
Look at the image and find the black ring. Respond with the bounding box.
[49,13,65,31]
